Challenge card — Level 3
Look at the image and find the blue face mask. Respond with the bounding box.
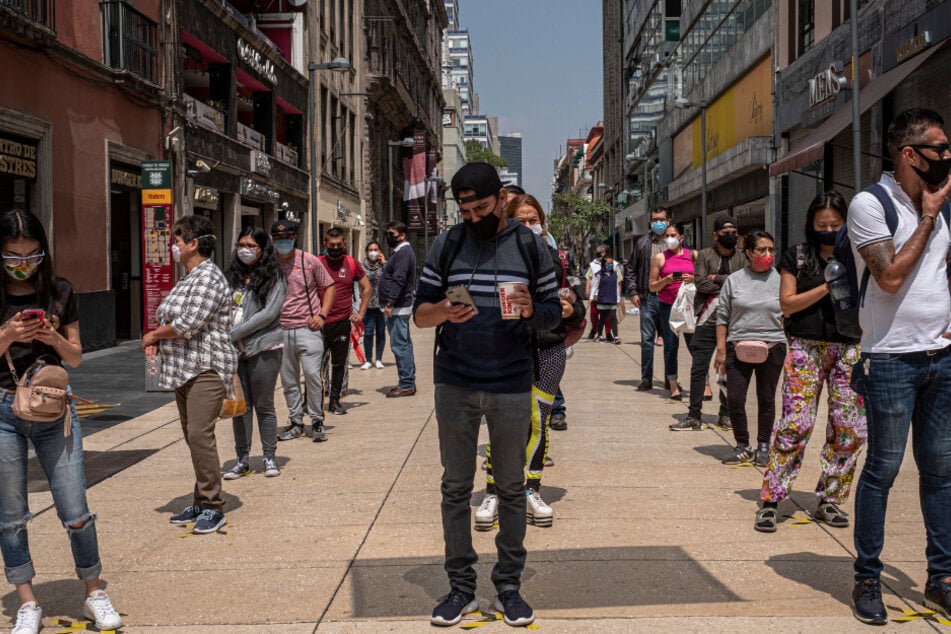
[273,239,295,255]
[651,221,668,235]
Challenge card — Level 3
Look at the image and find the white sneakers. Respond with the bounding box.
[526,490,554,527]
[474,494,498,531]
[359,362,372,370]
[374,360,385,369]
[83,589,122,630]
[12,602,41,634]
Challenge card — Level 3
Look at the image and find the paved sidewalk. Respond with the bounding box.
[12,318,939,632]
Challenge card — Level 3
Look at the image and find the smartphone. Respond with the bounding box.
[20,309,45,321]
[445,285,479,315]
[673,271,683,280]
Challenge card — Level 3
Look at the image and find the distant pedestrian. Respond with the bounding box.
[626,207,669,391]
[223,226,287,479]
[583,245,607,339]
[0,209,122,633]
[360,240,387,370]
[271,220,336,442]
[144,215,237,536]
[846,107,951,625]
[587,247,623,343]
[714,230,785,467]
[318,228,370,415]
[649,222,696,400]
[671,215,745,430]
[415,163,561,627]
[378,221,417,397]
[754,192,866,534]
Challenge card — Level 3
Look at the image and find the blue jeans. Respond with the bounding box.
[434,383,530,594]
[233,348,282,460]
[551,388,566,420]
[0,392,101,585]
[639,294,661,382]
[363,308,387,362]
[386,314,416,389]
[658,301,693,382]
[852,349,951,582]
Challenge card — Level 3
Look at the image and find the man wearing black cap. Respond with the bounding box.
[670,215,747,431]
[413,162,561,627]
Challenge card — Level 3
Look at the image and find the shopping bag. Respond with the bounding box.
[219,373,247,418]
[615,297,627,324]
[669,283,696,335]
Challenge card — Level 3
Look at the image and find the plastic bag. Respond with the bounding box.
[669,283,697,335]
[219,373,247,418]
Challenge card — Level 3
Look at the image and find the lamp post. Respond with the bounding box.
[675,97,708,248]
[424,175,444,255]
[308,57,351,253]
[387,137,415,225]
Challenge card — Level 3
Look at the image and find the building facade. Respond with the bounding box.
[499,133,523,188]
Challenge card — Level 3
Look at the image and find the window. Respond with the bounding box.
[798,0,814,54]
[101,0,158,83]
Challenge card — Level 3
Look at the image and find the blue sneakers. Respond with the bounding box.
[169,505,201,525]
[494,589,534,626]
[431,589,478,626]
[192,509,227,534]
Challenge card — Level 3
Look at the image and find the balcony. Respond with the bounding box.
[184,94,226,135]
[101,0,158,84]
[274,141,298,167]
[236,122,265,152]
[0,0,54,30]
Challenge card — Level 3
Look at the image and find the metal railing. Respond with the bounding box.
[101,0,157,84]
[0,0,55,30]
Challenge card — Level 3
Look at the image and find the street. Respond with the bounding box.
[18,317,936,632]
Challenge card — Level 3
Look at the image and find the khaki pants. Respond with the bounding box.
[175,371,226,513]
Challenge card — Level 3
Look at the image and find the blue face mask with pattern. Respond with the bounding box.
[273,239,295,255]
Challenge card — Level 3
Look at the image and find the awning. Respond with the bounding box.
[770,41,946,177]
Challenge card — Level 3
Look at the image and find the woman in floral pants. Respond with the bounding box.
[755,191,867,533]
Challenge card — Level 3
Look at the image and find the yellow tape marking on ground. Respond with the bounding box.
[729,462,754,469]
[460,612,502,629]
[887,604,951,626]
[178,525,232,539]
[787,515,814,526]
[73,403,118,419]
[49,618,117,633]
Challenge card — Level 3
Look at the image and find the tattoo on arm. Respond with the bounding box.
[858,240,895,282]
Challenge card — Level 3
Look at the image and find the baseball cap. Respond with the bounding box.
[714,215,738,231]
[270,220,298,235]
[451,162,503,204]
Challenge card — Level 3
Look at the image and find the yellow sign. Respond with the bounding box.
[692,56,772,168]
[143,189,172,204]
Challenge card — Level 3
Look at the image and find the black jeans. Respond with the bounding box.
[687,324,728,419]
[725,341,786,447]
[321,318,351,402]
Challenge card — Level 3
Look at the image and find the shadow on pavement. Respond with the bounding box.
[349,546,743,618]
[27,449,159,494]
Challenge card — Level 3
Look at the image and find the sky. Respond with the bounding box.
[458,1,604,208]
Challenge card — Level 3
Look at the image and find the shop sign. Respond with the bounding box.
[251,150,271,176]
[111,167,141,189]
[0,135,37,179]
[808,63,847,109]
[141,160,173,204]
[240,177,279,202]
[896,32,931,65]
[237,38,277,85]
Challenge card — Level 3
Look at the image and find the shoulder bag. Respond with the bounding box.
[5,350,71,433]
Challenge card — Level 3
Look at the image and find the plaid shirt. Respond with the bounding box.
[156,259,237,390]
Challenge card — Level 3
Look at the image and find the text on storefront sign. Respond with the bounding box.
[0,137,37,179]
[237,39,277,85]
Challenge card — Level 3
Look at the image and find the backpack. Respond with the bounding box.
[437,223,541,294]
[833,183,951,331]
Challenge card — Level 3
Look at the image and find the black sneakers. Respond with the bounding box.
[852,578,887,625]
[327,400,346,416]
[669,415,704,431]
[721,445,753,465]
[550,417,567,431]
[636,379,653,392]
[169,505,201,525]
[754,442,770,467]
[494,589,534,626]
[312,424,328,442]
[192,509,227,534]
[925,576,951,616]
[431,589,479,626]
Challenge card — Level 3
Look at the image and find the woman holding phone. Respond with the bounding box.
[0,209,121,633]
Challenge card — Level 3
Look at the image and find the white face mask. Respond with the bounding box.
[665,237,681,251]
[171,244,181,263]
[528,223,543,236]
[367,250,380,261]
[237,248,258,264]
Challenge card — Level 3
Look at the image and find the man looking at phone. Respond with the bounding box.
[377,221,417,397]
[414,162,561,627]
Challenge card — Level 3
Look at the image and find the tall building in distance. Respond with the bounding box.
[499,133,523,188]
[442,0,477,115]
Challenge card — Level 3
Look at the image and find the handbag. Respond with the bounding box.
[5,350,71,433]
[669,283,697,335]
[615,297,627,324]
[734,340,770,364]
[219,373,247,418]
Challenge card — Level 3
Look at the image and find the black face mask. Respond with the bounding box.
[815,230,837,246]
[912,148,951,187]
[385,233,400,248]
[326,247,345,260]
[465,210,501,240]
[716,234,737,250]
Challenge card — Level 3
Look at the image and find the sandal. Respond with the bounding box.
[815,502,849,528]
[754,507,778,533]
[669,381,683,401]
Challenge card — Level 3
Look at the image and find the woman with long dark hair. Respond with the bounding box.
[222,226,286,479]
[754,191,866,533]
[360,240,387,370]
[0,209,121,632]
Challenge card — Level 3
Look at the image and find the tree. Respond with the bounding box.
[549,193,612,267]
[465,140,507,168]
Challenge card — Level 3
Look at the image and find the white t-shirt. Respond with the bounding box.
[585,259,601,300]
[847,172,951,353]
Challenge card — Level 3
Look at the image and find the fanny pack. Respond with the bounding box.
[734,340,773,364]
[5,350,71,434]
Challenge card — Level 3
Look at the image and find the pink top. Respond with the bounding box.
[278,250,336,329]
[658,249,695,305]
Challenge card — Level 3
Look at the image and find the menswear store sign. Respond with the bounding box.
[0,136,37,179]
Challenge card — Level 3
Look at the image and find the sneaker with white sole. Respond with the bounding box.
[494,589,534,626]
[526,489,553,527]
[359,361,372,370]
[222,460,249,480]
[431,589,479,627]
[169,505,201,525]
[374,360,384,369]
[263,456,280,477]
[12,602,41,634]
[192,508,227,534]
[475,493,498,531]
[83,590,122,630]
